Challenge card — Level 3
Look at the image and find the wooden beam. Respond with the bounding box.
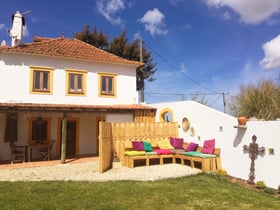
[61,113,67,164]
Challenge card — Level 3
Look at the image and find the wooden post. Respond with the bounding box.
[61,113,67,164]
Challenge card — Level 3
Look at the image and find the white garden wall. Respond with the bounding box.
[151,100,280,189]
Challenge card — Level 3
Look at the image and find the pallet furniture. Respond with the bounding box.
[123,141,221,172]
[177,147,221,172]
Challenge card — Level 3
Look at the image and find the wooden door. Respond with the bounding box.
[59,120,77,157]
[66,121,76,157]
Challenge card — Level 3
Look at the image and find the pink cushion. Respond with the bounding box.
[132,141,144,151]
[185,142,198,152]
[155,149,173,155]
[170,137,184,149]
[201,139,215,154]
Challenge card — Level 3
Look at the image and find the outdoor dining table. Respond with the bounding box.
[28,143,49,162]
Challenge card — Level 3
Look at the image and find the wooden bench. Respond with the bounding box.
[124,141,175,168]
[177,147,221,172]
[123,141,221,172]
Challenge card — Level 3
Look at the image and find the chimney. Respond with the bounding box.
[9,11,25,46]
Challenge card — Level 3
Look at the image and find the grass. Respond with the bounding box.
[0,173,279,210]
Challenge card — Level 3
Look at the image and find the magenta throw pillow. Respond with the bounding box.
[170,137,184,149]
[132,141,144,151]
[201,139,215,154]
[185,142,198,152]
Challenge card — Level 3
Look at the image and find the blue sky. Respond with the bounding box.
[1,0,280,113]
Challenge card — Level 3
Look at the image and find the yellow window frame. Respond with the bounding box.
[98,72,117,97]
[29,66,54,94]
[65,69,87,96]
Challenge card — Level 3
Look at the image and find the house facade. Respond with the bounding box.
[0,12,155,161]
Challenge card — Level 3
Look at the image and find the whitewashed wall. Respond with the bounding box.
[151,100,280,189]
[0,54,138,105]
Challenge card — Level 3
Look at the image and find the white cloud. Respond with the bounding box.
[96,0,125,26]
[260,35,280,69]
[138,8,168,36]
[205,0,280,24]
[169,0,185,6]
[0,23,5,30]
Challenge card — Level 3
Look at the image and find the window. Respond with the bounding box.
[4,113,18,142]
[159,108,174,122]
[66,70,87,96]
[98,73,116,97]
[30,66,53,94]
[29,117,50,144]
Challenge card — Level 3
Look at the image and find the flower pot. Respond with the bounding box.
[238,116,247,125]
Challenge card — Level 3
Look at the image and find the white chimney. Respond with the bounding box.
[9,11,25,46]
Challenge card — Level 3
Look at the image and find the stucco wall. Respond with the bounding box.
[151,100,280,189]
[0,54,138,105]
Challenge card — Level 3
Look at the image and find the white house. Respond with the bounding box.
[151,100,280,189]
[0,11,155,161]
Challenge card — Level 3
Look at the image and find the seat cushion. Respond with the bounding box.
[155,149,173,155]
[125,151,146,156]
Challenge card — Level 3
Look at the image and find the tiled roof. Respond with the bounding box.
[0,103,156,112]
[0,36,143,67]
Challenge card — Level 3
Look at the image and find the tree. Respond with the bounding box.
[230,80,280,120]
[74,25,156,96]
[74,24,109,50]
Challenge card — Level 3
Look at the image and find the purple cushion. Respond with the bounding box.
[155,149,173,155]
[201,139,215,154]
[132,141,144,151]
[170,137,184,149]
[185,142,198,152]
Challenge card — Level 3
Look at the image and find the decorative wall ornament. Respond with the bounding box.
[189,126,195,136]
[182,117,190,132]
[243,135,265,184]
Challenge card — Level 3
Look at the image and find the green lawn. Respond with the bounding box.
[0,173,279,210]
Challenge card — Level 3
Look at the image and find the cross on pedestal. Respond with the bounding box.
[243,135,265,185]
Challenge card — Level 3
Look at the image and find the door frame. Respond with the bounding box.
[56,117,80,157]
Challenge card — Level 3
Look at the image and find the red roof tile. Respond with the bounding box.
[0,36,143,67]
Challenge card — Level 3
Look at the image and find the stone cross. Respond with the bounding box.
[243,135,265,184]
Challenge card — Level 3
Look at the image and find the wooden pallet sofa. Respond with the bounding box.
[123,137,221,172]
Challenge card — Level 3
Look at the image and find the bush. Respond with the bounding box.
[256,181,266,189]
[264,187,276,195]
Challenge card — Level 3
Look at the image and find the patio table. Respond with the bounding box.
[28,143,49,162]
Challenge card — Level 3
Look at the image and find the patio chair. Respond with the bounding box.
[9,141,26,164]
[39,140,55,161]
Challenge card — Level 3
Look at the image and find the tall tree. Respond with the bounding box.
[230,80,280,120]
[74,25,156,95]
[74,24,109,50]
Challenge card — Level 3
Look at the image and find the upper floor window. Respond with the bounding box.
[30,66,53,94]
[66,70,87,96]
[98,73,116,97]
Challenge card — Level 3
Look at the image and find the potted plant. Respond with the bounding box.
[238,116,247,125]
